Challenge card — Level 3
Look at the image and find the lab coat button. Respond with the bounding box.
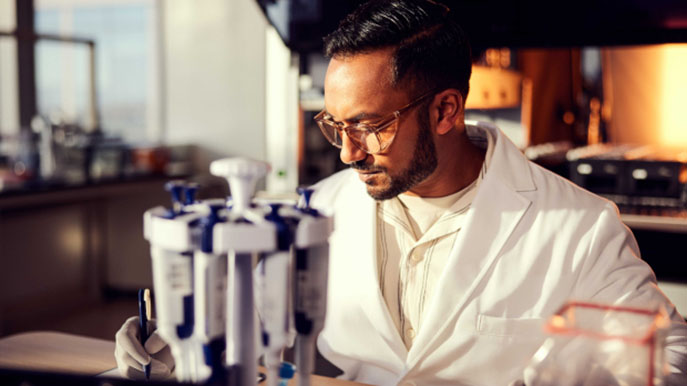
[406,328,416,339]
[410,251,423,263]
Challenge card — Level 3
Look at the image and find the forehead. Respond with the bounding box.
[324,48,407,120]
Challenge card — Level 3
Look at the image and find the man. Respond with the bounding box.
[116,0,687,384]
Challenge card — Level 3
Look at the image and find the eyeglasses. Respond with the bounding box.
[314,90,436,155]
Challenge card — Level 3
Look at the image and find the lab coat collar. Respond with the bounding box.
[404,122,536,372]
[465,120,536,193]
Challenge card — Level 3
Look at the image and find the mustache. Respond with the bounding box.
[350,160,386,173]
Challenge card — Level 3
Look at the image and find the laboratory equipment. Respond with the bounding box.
[210,158,275,386]
[193,200,228,382]
[257,190,331,386]
[144,181,209,382]
[289,188,331,386]
[524,301,671,386]
[278,362,297,386]
[259,203,292,386]
[143,157,333,385]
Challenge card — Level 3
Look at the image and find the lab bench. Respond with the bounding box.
[619,211,687,318]
[0,331,369,385]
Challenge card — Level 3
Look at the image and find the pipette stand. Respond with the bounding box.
[144,157,333,386]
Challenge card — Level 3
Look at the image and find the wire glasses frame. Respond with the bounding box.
[313,90,436,155]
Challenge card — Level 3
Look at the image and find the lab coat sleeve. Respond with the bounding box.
[573,203,687,384]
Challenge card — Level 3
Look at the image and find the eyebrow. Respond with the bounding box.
[323,110,383,123]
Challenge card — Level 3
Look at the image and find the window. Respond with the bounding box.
[35,0,161,143]
[0,0,18,136]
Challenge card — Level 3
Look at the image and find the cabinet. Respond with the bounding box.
[0,179,168,336]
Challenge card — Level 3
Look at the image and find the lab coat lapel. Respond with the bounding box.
[334,176,408,362]
[406,123,535,369]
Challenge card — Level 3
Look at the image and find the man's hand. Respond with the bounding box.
[114,316,175,380]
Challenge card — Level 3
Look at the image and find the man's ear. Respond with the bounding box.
[433,89,464,135]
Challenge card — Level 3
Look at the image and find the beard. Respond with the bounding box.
[351,108,438,200]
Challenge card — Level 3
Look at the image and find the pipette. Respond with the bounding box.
[260,203,294,386]
[144,182,206,382]
[210,158,274,386]
[291,188,333,386]
[193,200,228,382]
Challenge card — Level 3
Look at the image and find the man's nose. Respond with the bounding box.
[339,131,368,165]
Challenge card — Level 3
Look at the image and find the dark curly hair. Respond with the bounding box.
[323,0,472,101]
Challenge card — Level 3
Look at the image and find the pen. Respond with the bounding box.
[138,288,152,380]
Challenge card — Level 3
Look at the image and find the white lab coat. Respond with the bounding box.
[308,122,687,386]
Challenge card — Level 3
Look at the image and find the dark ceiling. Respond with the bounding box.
[257,0,687,55]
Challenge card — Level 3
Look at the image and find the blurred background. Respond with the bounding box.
[0,0,686,341]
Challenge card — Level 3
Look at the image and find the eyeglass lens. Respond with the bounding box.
[318,122,388,154]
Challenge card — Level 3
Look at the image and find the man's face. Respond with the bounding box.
[323,48,437,200]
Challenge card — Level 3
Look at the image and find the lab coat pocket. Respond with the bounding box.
[476,314,545,339]
[464,315,547,383]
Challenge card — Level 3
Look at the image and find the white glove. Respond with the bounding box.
[114,316,175,380]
